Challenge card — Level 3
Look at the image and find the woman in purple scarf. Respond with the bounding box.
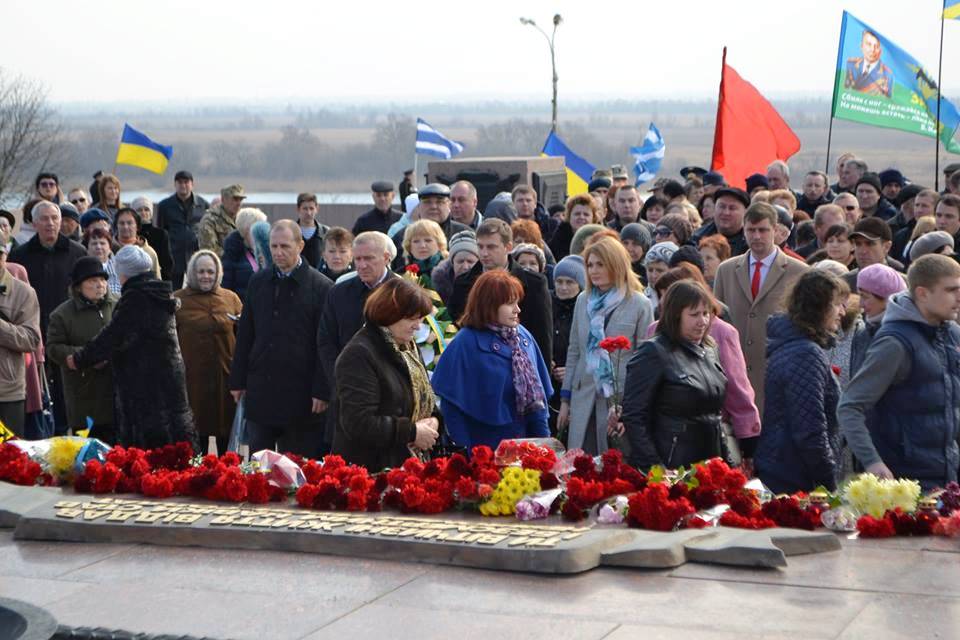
[433,271,553,452]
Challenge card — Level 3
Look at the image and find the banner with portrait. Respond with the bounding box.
[832,11,960,154]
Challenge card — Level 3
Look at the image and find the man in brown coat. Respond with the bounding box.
[0,244,42,435]
[713,202,809,416]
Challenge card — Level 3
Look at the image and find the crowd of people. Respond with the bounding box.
[1,154,959,495]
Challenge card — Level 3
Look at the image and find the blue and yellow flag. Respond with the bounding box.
[833,12,960,153]
[945,1,960,20]
[541,131,595,196]
[115,124,173,174]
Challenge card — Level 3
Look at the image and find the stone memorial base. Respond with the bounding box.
[0,484,840,573]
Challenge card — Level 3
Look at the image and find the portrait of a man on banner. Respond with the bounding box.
[844,29,893,97]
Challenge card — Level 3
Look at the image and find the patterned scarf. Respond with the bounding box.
[585,286,625,398]
[488,324,546,416]
[380,327,435,422]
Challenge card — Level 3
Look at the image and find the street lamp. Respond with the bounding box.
[520,14,562,133]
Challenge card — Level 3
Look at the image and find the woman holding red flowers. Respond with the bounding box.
[558,237,653,455]
[432,270,553,451]
[620,280,727,469]
[332,278,440,470]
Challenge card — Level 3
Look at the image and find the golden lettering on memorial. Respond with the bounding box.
[51,498,591,549]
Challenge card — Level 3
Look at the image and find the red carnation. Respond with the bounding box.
[719,510,775,529]
[626,483,695,531]
[857,513,896,538]
[405,264,420,275]
[598,336,631,353]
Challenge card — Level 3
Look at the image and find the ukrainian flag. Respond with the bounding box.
[946,1,960,19]
[541,131,595,196]
[115,124,173,174]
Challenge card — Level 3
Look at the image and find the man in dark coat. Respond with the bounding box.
[9,200,86,433]
[691,187,750,257]
[155,170,210,289]
[229,221,333,458]
[9,201,86,337]
[512,185,558,243]
[296,192,329,268]
[317,231,399,447]
[352,181,401,236]
[448,218,553,362]
[67,245,198,451]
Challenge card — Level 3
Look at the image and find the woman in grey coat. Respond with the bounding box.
[558,237,653,455]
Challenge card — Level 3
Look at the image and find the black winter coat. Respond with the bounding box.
[155,193,209,278]
[221,230,256,301]
[352,206,401,236]
[73,274,198,450]
[141,223,174,282]
[229,261,333,427]
[9,233,87,337]
[621,333,727,469]
[548,222,575,261]
[300,220,329,268]
[331,324,421,471]
[551,295,576,368]
[754,315,841,493]
[447,258,553,363]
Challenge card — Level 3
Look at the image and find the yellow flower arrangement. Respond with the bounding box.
[843,473,921,518]
[479,467,542,516]
[46,437,85,478]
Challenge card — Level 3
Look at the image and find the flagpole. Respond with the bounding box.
[935,12,946,190]
[710,47,727,171]
[826,16,845,176]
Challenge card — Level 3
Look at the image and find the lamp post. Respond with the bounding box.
[520,14,562,133]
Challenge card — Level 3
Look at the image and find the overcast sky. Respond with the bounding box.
[7,0,960,105]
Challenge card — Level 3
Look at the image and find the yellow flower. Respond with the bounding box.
[47,437,85,477]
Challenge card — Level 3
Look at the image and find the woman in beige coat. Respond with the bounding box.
[558,237,654,455]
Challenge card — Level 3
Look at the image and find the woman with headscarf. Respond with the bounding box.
[66,245,198,450]
[174,250,243,452]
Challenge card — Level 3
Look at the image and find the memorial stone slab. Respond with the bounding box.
[3,487,843,573]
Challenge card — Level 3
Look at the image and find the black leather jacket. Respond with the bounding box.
[621,333,727,469]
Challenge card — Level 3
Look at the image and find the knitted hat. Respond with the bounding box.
[745,173,769,193]
[404,193,420,213]
[644,241,679,266]
[620,222,652,252]
[857,263,906,299]
[511,242,545,272]
[554,255,586,289]
[878,169,906,188]
[113,245,153,279]
[669,245,705,273]
[569,224,605,257]
[657,213,695,245]
[909,230,955,262]
[856,172,883,194]
[813,259,849,278]
[59,201,80,222]
[588,177,612,192]
[448,230,479,259]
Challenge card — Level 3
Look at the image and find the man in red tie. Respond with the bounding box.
[714,201,809,414]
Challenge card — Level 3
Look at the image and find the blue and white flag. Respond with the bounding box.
[630,123,665,185]
[415,118,464,159]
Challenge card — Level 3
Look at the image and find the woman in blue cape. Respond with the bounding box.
[432,270,553,451]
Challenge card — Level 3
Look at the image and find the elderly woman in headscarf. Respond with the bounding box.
[66,245,198,450]
[174,250,243,452]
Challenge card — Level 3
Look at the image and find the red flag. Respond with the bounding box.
[711,48,800,190]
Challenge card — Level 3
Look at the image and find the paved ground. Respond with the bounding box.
[1,528,958,639]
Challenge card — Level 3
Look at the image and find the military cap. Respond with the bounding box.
[680,166,708,179]
[588,177,612,192]
[611,164,629,179]
[220,184,246,199]
[645,177,670,192]
[371,181,395,193]
[943,163,960,175]
[591,168,613,180]
[419,183,451,198]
